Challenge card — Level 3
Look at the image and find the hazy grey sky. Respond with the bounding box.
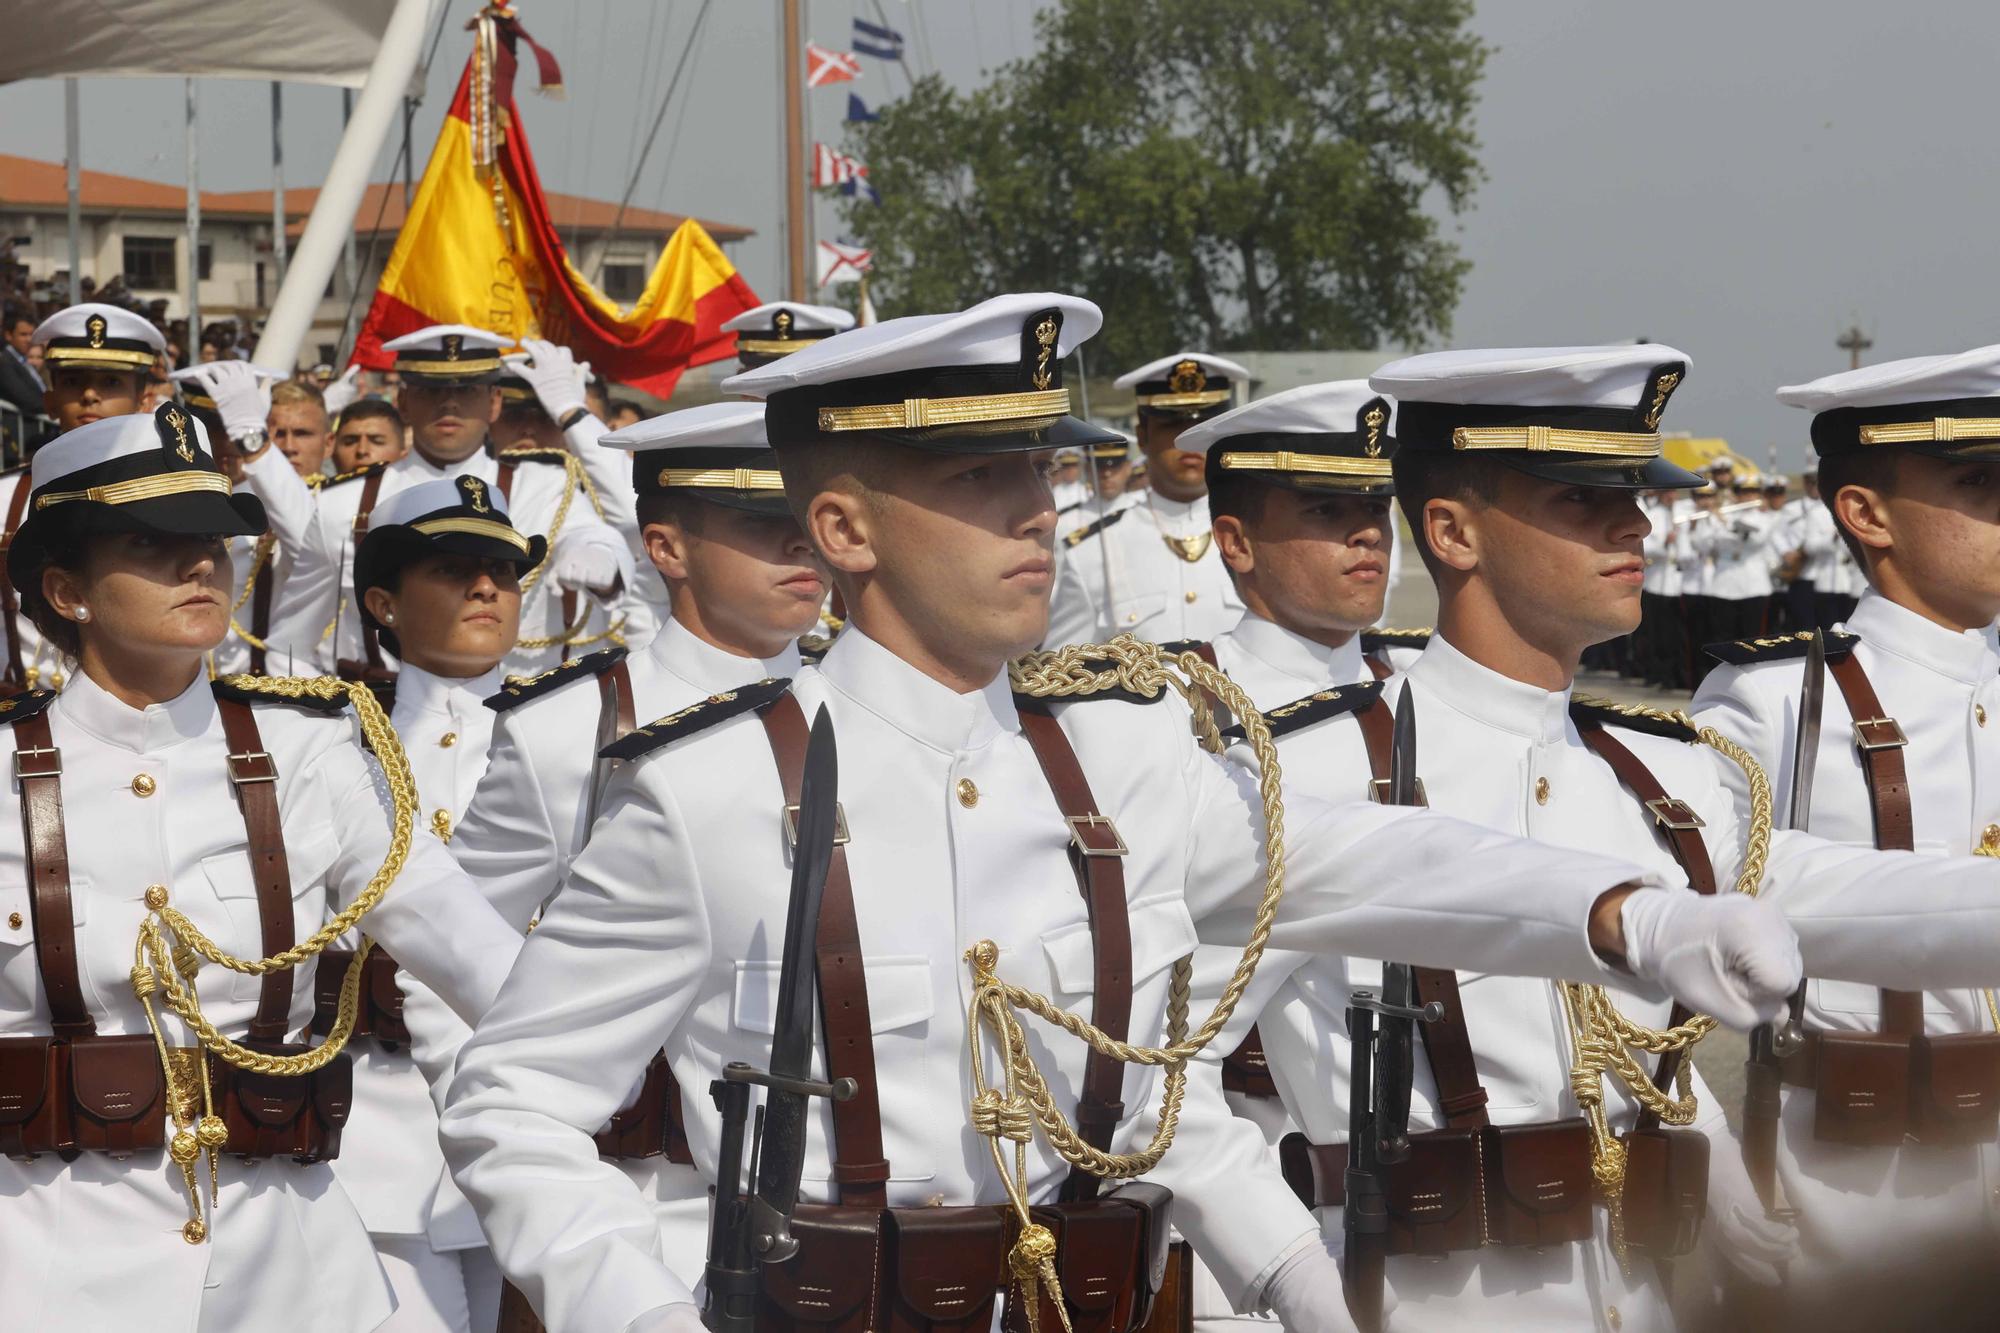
[3,1,1995,468]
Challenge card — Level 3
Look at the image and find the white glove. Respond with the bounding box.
[321,364,364,417]
[1263,1238,1373,1332]
[550,528,626,597]
[173,361,280,442]
[1619,890,1801,1030]
[1713,1199,1800,1288]
[503,337,591,421]
[620,1304,705,1333]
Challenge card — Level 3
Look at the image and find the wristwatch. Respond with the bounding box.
[233,427,270,458]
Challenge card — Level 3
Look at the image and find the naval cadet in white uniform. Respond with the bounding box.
[327,474,544,1333]
[1692,345,2000,1330]
[260,325,628,679]
[0,407,523,1333]
[1046,352,1251,646]
[0,303,164,692]
[436,294,1804,1333]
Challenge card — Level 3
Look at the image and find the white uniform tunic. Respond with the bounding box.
[1045,492,1243,647]
[1693,591,2000,1302]
[263,448,624,678]
[212,447,322,677]
[440,625,1677,1333]
[449,618,802,1292]
[0,670,522,1333]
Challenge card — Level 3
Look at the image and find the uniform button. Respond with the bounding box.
[1535,776,1551,805]
[144,885,169,909]
[956,778,979,809]
[7,912,20,930]
[1607,1307,1622,1330]
[130,773,157,798]
[1978,705,1988,728]
[431,810,454,842]
[439,731,458,748]
[1125,611,1138,624]
[1184,590,1198,604]
[1982,824,2000,855]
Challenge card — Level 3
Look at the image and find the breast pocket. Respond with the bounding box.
[201,832,340,1004]
[1040,893,1199,998]
[1108,591,1167,637]
[732,954,937,1181]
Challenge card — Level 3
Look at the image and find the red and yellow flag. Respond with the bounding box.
[354,12,758,398]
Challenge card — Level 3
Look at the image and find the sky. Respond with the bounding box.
[2,0,1996,469]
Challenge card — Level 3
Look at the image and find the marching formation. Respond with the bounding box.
[2,292,1999,1333]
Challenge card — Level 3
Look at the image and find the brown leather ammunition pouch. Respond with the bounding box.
[1617,1127,1708,1258]
[1004,1198,1147,1333]
[1219,1027,1280,1100]
[1807,1031,1911,1147]
[0,1033,165,1160]
[756,1203,883,1332]
[1911,1031,2000,1146]
[885,1206,1009,1332]
[1110,1182,1175,1329]
[591,1050,693,1164]
[1278,1129,1486,1257]
[209,1043,353,1163]
[1478,1118,1594,1250]
[311,947,409,1048]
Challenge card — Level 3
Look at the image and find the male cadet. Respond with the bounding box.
[448,400,827,1301]
[1693,346,2000,1330]
[331,398,410,475]
[0,303,164,690]
[438,295,1803,1333]
[1046,352,1251,646]
[262,325,627,679]
[722,300,858,370]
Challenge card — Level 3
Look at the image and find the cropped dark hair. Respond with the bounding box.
[17,511,97,661]
[335,398,404,437]
[1815,448,1900,569]
[1390,450,1510,577]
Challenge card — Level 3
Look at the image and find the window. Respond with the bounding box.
[601,262,646,303]
[122,236,177,289]
[197,243,213,282]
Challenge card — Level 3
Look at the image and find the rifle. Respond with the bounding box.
[703,704,856,1331]
[1343,691,1443,1333]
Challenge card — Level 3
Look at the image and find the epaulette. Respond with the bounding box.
[1014,649,1168,707]
[0,689,58,724]
[303,472,328,491]
[1221,680,1384,742]
[1156,638,1210,658]
[1702,629,1857,667]
[485,647,630,712]
[210,677,349,714]
[317,460,389,489]
[601,678,790,761]
[495,447,573,467]
[1569,694,1698,744]
[1063,508,1128,549]
[1361,627,1432,655]
[1057,499,1085,516]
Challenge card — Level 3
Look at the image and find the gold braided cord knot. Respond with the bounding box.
[1557,700,1776,1265]
[227,533,278,651]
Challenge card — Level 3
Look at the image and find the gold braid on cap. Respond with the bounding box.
[35,472,233,510]
[817,387,1071,433]
[1451,425,1661,458]
[1219,451,1392,478]
[1857,417,2000,446]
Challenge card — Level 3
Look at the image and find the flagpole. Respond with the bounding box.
[271,83,288,284]
[252,0,436,375]
[782,0,808,300]
[185,79,202,358]
[63,79,81,306]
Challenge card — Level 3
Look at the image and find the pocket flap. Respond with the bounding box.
[761,1204,881,1323]
[1044,1202,1140,1315]
[1920,1032,2000,1121]
[733,956,933,1036]
[1041,894,1198,995]
[1386,1127,1480,1227]
[231,1067,309,1127]
[313,1051,354,1130]
[1487,1119,1592,1217]
[1111,592,1167,631]
[889,1206,1005,1320]
[0,1036,53,1124]
[1816,1031,1910,1129]
[69,1035,163,1125]
[1110,1182,1174,1295]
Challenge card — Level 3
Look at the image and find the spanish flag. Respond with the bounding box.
[353,11,759,398]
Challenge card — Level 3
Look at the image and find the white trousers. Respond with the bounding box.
[373,1239,502,1333]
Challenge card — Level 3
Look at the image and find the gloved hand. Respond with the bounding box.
[321,364,364,417]
[503,337,592,422]
[1620,889,1801,1030]
[550,527,627,597]
[1714,1199,1800,1287]
[174,361,281,443]
[620,1303,705,1333]
[1263,1237,1373,1332]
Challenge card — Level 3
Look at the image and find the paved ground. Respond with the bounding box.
[1379,529,1751,1123]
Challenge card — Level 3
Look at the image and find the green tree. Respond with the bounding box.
[841,0,1489,369]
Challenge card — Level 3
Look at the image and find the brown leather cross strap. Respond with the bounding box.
[0,475,33,691]
[760,691,891,1206]
[1015,699,1135,1202]
[249,535,276,675]
[495,459,519,503]
[16,711,90,1039]
[1574,719,1718,1130]
[216,699,296,1043]
[1354,696,1491,1129]
[351,468,390,675]
[1364,653,1394,683]
[1824,653,1924,1037]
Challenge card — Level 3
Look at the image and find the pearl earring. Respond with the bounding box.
[385,612,396,625]
[74,607,90,623]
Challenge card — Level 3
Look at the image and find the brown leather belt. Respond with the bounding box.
[0,474,32,693]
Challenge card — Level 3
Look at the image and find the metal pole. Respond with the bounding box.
[1075,346,1118,611]
[781,0,808,301]
[253,0,436,374]
[402,96,416,207]
[271,82,288,283]
[340,87,360,335]
[63,79,81,305]
[185,79,201,359]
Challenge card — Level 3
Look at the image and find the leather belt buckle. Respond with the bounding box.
[12,744,59,779]
[226,750,278,785]
[1852,717,1908,752]
[1368,777,1429,805]
[783,801,851,850]
[1644,797,1706,831]
[1065,813,1128,857]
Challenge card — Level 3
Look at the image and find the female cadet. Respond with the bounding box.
[326,474,540,1333]
[0,405,524,1332]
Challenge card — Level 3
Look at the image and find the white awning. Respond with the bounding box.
[0,0,404,89]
